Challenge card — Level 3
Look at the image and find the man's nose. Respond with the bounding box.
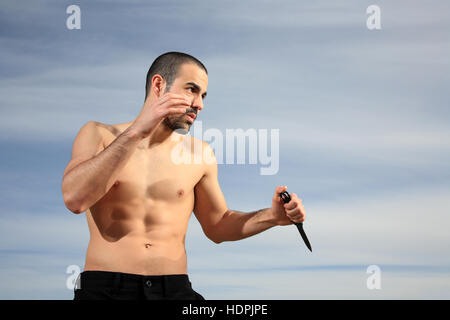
[192,95,204,111]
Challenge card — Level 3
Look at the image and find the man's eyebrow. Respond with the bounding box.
[186,82,207,97]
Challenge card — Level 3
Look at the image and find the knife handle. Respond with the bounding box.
[280,191,312,252]
[280,191,299,222]
[280,191,291,204]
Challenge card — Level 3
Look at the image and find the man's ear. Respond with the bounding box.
[151,74,166,97]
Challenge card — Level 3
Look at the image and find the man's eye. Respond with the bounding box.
[187,87,195,92]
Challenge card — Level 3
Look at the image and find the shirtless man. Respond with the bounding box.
[61,52,306,300]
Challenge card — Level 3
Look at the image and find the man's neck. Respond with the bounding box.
[130,121,180,149]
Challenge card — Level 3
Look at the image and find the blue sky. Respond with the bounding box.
[1,0,449,299]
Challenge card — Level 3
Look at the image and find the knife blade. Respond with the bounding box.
[280,191,312,252]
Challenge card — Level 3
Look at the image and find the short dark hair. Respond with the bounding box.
[145,52,208,99]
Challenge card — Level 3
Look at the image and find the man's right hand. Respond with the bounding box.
[130,93,191,138]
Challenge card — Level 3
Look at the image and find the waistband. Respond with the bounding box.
[77,270,192,292]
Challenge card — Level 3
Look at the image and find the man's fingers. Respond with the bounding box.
[154,94,191,111]
[283,193,303,209]
[285,208,305,223]
[160,98,191,116]
[160,92,190,102]
[284,201,298,210]
[164,106,188,116]
[161,97,191,108]
[273,185,287,200]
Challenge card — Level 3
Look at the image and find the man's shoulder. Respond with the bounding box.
[189,137,217,171]
[190,137,214,155]
[89,121,130,140]
[77,121,128,149]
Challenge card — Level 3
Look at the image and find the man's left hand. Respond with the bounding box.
[270,186,306,226]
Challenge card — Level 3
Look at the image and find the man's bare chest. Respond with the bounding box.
[98,128,204,206]
[112,148,204,203]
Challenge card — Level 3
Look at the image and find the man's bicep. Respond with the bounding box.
[193,147,228,238]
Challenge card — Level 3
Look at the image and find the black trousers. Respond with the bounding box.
[74,271,205,300]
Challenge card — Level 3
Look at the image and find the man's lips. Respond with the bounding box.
[186,113,196,121]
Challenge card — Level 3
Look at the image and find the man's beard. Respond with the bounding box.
[162,87,196,135]
[163,113,192,135]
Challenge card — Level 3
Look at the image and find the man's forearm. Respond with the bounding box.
[212,208,277,243]
[62,126,143,213]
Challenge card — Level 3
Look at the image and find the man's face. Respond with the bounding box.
[163,63,208,134]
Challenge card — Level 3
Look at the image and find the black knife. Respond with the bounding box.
[280,191,312,252]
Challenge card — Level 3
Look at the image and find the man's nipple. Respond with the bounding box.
[177,189,184,197]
